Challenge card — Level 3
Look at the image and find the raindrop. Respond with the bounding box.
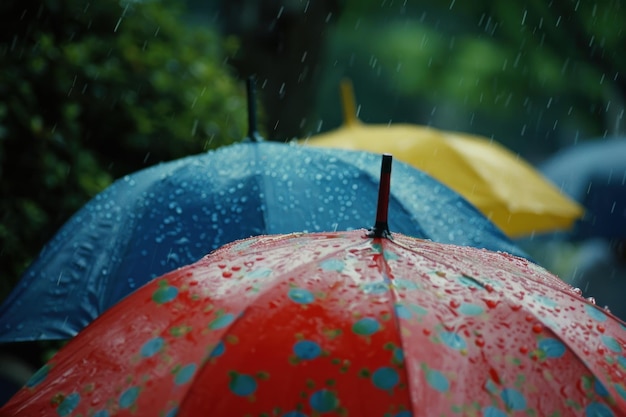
[113,4,129,33]
[484,299,499,309]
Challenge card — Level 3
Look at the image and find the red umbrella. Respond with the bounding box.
[2,156,625,417]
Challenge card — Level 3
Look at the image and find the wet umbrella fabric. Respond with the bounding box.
[0,143,527,343]
[301,80,584,238]
[540,138,626,239]
[2,230,625,417]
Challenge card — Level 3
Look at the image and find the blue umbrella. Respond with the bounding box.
[540,138,626,239]
[0,80,527,343]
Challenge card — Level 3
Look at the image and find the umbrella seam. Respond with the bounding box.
[378,239,417,416]
[390,236,578,300]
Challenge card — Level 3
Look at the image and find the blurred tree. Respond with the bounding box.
[215,0,345,140]
[0,0,247,302]
[309,0,625,159]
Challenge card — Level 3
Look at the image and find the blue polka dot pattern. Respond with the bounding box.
[57,393,80,417]
[309,390,339,413]
[372,367,400,390]
[119,387,140,409]
[141,337,165,357]
[293,340,322,360]
[288,288,315,304]
[352,317,380,336]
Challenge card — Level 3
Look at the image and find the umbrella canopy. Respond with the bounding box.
[2,156,625,417]
[301,80,583,238]
[540,138,626,239]
[0,81,527,343]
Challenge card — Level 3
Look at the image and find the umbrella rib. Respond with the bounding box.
[376,239,417,415]
[391,237,568,298]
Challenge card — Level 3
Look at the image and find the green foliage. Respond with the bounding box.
[329,14,607,118]
[314,0,625,156]
[0,0,247,300]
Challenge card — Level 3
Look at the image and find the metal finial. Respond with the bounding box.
[368,154,393,238]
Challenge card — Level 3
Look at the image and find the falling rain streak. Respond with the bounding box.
[114,4,129,32]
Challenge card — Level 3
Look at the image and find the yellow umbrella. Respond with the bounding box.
[301,80,583,238]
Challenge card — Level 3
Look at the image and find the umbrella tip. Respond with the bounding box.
[368,154,393,239]
[340,78,360,127]
[244,76,264,143]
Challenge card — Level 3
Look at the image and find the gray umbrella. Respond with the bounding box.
[541,137,626,320]
[541,138,626,239]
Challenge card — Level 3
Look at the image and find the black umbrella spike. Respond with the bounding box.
[368,154,393,238]
[244,76,264,142]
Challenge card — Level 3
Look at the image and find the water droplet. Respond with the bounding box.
[485,299,499,309]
